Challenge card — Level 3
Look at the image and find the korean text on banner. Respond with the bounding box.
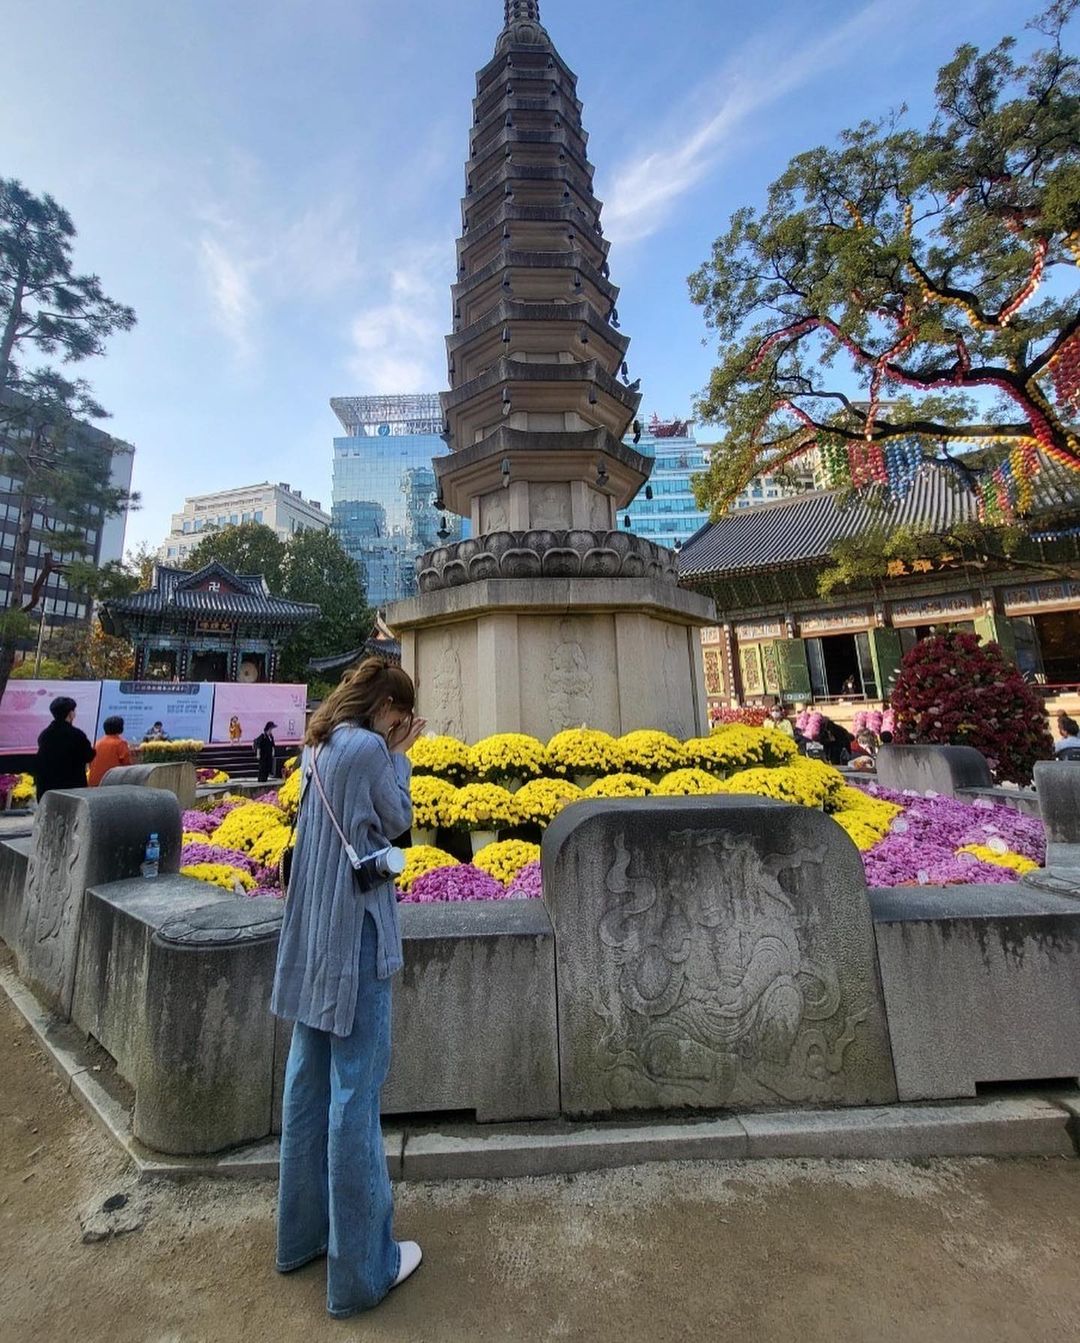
[0,680,102,754]
[95,681,215,743]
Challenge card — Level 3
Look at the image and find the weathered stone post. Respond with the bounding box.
[542,796,898,1116]
[17,787,181,1017]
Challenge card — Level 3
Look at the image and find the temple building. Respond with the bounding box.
[678,459,1080,722]
[101,561,319,683]
[386,1,714,740]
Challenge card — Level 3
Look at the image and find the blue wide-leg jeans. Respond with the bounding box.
[276,913,401,1317]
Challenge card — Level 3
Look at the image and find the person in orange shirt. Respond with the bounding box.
[88,716,134,787]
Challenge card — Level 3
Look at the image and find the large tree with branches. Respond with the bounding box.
[0,179,136,696]
[689,2,1080,531]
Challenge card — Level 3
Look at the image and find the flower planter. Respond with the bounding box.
[411,826,437,849]
[470,829,498,856]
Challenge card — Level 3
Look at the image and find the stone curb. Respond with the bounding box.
[3,965,1078,1182]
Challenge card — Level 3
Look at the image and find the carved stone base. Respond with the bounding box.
[387,576,716,741]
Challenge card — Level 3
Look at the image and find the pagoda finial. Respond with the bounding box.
[497,0,547,50]
[504,0,541,22]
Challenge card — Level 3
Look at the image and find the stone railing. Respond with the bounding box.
[416,529,679,591]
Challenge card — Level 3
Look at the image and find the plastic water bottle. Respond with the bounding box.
[141,832,160,880]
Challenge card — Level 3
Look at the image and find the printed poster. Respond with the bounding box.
[95,681,215,744]
[210,683,307,744]
[0,680,102,753]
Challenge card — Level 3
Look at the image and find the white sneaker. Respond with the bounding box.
[393,1240,422,1288]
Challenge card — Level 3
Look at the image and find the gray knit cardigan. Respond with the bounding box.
[270,723,413,1036]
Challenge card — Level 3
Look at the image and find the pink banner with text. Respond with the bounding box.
[209,684,307,745]
[0,680,102,754]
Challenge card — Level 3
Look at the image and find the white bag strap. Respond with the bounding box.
[308,750,362,869]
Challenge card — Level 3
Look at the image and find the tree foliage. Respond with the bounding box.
[689,3,1080,525]
[277,528,372,683]
[185,522,287,591]
[0,179,136,699]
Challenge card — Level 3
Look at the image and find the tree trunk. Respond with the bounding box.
[0,277,25,388]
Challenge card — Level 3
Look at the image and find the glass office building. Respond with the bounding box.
[620,418,711,549]
[622,416,816,550]
[330,394,462,607]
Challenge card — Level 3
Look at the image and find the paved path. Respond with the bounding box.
[3,989,1080,1343]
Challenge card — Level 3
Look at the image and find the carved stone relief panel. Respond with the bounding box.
[529,482,572,531]
[543,797,898,1116]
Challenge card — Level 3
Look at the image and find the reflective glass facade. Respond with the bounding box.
[331,417,461,607]
[621,422,710,548]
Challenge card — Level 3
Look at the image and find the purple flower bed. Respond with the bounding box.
[182,809,217,834]
[399,863,507,903]
[855,783,1045,886]
[507,860,542,900]
[180,840,270,883]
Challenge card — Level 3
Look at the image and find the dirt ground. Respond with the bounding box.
[3,991,1080,1343]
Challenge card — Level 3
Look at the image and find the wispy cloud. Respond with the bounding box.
[602,0,896,246]
[194,176,366,364]
[344,243,451,393]
[198,233,257,363]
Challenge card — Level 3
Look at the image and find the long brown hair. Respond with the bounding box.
[306,658,415,747]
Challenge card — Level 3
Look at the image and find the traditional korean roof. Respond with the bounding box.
[101,561,320,627]
[678,459,1080,581]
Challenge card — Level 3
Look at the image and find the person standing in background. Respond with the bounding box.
[32,696,95,801]
[88,715,133,786]
[254,721,277,783]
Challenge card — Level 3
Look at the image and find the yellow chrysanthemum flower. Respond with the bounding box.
[582,773,654,798]
[513,776,583,824]
[249,823,296,868]
[468,733,546,782]
[472,839,541,886]
[276,768,302,818]
[397,845,460,891]
[181,862,256,893]
[210,801,287,853]
[618,729,685,774]
[444,783,521,830]
[955,844,1037,874]
[545,728,622,776]
[407,734,471,781]
[653,768,728,796]
[410,774,459,829]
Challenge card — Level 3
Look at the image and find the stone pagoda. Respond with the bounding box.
[387,1,715,741]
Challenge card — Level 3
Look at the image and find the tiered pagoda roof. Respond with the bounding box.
[435,0,650,523]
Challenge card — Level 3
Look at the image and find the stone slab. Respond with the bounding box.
[0,836,31,950]
[739,1098,1074,1158]
[17,787,182,1017]
[1034,760,1080,869]
[875,744,992,797]
[382,900,560,1123]
[101,761,197,811]
[956,786,1042,817]
[71,878,233,1085]
[400,1118,748,1181]
[132,898,282,1156]
[543,797,898,1117]
[870,885,1080,1101]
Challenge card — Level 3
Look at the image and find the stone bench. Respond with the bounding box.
[101,761,197,811]
[870,884,1080,1101]
[0,836,31,951]
[875,744,992,797]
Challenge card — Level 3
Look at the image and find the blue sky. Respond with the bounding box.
[1,0,1027,552]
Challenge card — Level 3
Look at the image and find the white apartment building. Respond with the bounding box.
[161,482,331,564]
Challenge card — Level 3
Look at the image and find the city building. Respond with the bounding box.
[330,394,461,608]
[161,483,330,564]
[622,416,816,551]
[101,559,319,682]
[0,394,134,629]
[678,455,1080,722]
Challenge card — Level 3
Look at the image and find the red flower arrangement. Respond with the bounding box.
[890,629,1053,786]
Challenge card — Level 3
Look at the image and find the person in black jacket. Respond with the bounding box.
[253,721,277,783]
[33,696,96,801]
